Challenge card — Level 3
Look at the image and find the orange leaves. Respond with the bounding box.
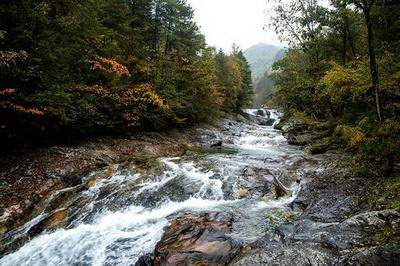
[120,83,166,108]
[0,102,45,116]
[0,88,17,96]
[75,85,110,96]
[0,88,45,116]
[12,105,45,116]
[73,82,168,128]
[116,83,168,127]
[88,56,131,77]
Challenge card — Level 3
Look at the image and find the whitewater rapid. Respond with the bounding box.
[0,110,304,266]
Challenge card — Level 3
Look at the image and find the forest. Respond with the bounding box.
[269,0,400,178]
[0,0,253,148]
[0,0,400,264]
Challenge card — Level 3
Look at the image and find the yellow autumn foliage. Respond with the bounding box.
[321,62,370,102]
[337,125,365,148]
[116,83,168,127]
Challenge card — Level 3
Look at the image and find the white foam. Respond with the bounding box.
[0,197,234,266]
[1,109,304,266]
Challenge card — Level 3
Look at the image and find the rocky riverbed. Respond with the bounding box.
[0,110,399,265]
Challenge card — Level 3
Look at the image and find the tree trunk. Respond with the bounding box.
[347,26,357,57]
[342,24,348,65]
[364,7,383,122]
[153,2,160,52]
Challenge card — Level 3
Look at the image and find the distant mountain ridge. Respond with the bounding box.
[243,43,286,107]
[243,43,283,80]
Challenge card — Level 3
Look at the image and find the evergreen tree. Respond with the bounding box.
[0,0,253,146]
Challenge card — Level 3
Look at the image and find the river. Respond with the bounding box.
[1,110,315,265]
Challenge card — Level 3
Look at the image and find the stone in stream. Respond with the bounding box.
[257,118,276,127]
[255,109,267,117]
[210,140,223,148]
[272,173,292,199]
[137,212,242,266]
[245,110,275,127]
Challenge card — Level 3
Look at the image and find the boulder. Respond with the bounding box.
[149,212,242,266]
[286,133,315,146]
[232,242,334,266]
[258,118,276,127]
[247,115,275,127]
[210,140,223,148]
[256,109,266,117]
[272,174,291,199]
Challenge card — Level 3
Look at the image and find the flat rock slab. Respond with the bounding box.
[148,212,242,266]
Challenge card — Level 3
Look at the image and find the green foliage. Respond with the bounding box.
[0,0,253,145]
[215,48,254,112]
[336,125,365,148]
[254,70,275,107]
[369,176,400,210]
[269,0,400,177]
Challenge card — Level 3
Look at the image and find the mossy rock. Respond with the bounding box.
[306,137,339,155]
[287,133,315,146]
[265,208,296,234]
[369,176,400,211]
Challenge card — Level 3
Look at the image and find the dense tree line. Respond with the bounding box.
[0,0,253,146]
[269,0,400,176]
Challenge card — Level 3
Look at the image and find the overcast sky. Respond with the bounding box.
[186,0,282,52]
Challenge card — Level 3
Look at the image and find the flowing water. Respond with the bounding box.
[0,110,313,266]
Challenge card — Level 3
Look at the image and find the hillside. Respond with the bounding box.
[244,43,282,80]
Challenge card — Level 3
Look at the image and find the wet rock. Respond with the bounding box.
[44,185,85,212]
[135,254,153,266]
[235,210,400,265]
[278,116,309,134]
[0,224,6,235]
[210,140,223,148]
[286,133,315,146]
[236,188,250,199]
[232,242,334,266]
[28,208,69,238]
[235,115,248,123]
[258,118,276,127]
[233,168,274,199]
[252,109,271,118]
[272,174,291,199]
[248,115,275,127]
[289,162,364,223]
[276,209,400,263]
[256,109,266,117]
[150,212,242,266]
[343,244,400,265]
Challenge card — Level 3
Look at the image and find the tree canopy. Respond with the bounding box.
[0,0,253,146]
[269,0,400,176]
